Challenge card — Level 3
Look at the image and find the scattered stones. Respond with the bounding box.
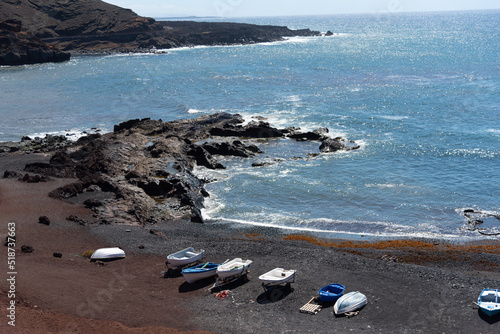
[381,255,398,263]
[3,170,22,179]
[19,173,50,183]
[21,245,34,253]
[66,215,89,226]
[38,216,51,226]
[83,198,103,209]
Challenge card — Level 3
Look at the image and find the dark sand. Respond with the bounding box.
[1,153,500,333]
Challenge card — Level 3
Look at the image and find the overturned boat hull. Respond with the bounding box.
[90,247,126,261]
[334,291,367,315]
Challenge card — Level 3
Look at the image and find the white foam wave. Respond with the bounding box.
[379,115,409,121]
[446,148,499,158]
[207,216,475,240]
[26,128,106,141]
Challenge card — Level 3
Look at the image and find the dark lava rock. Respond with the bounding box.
[125,170,142,180]
[187,145,225,169]
[3,170,22,179]
[114,118,152,132]
[319,137,360,153]
[288,128,329,141]
[201,140,263,157]
[19,173,50,183]
[49,182,85,199]
[209,121,285,138]
[66,215,89,226]
[190,206,204,224]
[53,252,63,258]
[21,245,34,253]
[1,1,320,53]
[84,198,103,209]
[38,216,50,225]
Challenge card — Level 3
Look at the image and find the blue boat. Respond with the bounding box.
[318,283,345,303]
[478,288,500,316]
[181,262,219,283]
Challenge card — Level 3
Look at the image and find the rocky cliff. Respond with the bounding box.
[0,19,70,65]
[0,0,321,56]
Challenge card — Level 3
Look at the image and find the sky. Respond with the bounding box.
[104,0,500,18]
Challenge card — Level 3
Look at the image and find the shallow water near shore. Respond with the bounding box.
[1,11,499,240]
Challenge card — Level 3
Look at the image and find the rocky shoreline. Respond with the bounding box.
[1,113,359,227]
[1,114,500,333]
[0,0,322,65]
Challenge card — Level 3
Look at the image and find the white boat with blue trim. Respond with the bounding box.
[166,247,204,268]
[478,288,500,316]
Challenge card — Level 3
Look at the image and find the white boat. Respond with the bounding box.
[216,258,253,279]
[166,247,204,268]
[478,288,500,316]
[334,291,367,315]
[90,247,126,261]
[258,268,296,287]
[181,262,219,283]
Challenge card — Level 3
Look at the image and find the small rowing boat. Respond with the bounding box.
[334,291,367,315]
[258,268,296,287]
[181,262,219,283]
[216,258,252,279]
[319,283,345,303]
[478,288,500,316]
[166,247,204,268]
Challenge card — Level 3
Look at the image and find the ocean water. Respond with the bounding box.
[1,11,499,240]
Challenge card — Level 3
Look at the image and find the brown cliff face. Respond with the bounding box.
[0,0,160,38]
[0,19,70,65]
[0,0,321,54]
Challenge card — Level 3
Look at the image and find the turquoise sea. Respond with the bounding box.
[1,11,499,240]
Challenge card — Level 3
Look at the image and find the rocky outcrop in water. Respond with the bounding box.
[5,113,359,225]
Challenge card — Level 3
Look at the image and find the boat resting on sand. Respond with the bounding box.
[216,258,253,279]
[258,268,296,287]
[90,247,125,261]
[334,291,367,315]
[319,283,345,303]
[478,288,500,316]
[166,247,204,268]
[182,262,219,283]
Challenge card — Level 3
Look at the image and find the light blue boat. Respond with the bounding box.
[334,291,367,315]
[478,288,500,316]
